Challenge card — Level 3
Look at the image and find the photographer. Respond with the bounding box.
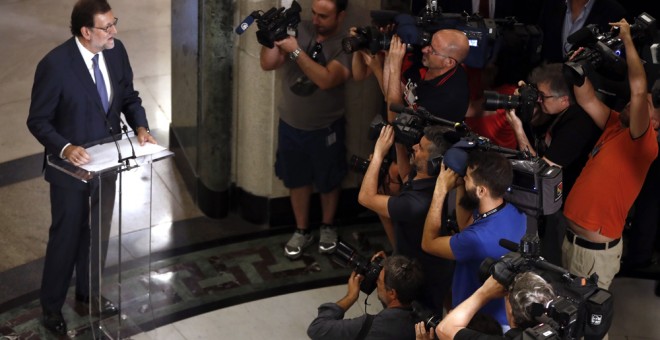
[358,124,454,314]
[504,63,601,266]
[562,18,659,289]
[386,29,470,125]
[307,255,424,340]
[260,0,352,259]
[505,63,601,201]
[422,151,526,327]
[435,273,556,340]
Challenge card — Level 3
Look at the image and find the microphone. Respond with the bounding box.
[235,12,257,35]
[389,104,461,127]
[118,118,137,165]
[110,110,137,166]
[499,238,519,252]
[97,109,123,164]
[566,25,598,45]
[389,103,416,115]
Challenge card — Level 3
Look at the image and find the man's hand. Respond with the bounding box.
[415,321,436,340]
[610,19,631,41]
[346,271,363,299]
[437,162,460,193]
[63,145,90,166]
[387,34,407,65]
[505,108,523,130]
[274,36,300,54]
[477,276,508,300]
[371,250,387,262]
[374,125,395,160]
[136,127,157,146]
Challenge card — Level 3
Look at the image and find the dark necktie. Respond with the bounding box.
[92,54,109,112]
[479,0,490,18]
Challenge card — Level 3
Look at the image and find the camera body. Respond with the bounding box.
[480,236,613,339]
[253,0,302,48]
[343,26,395,54]
[563,12,657,86]
[483,84,539,124]
[331,241,383,295]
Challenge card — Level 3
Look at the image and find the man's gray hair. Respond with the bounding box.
[508,272,556,328]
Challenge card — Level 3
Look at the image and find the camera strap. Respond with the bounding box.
[474,202,506,222]
[354,314,375,340]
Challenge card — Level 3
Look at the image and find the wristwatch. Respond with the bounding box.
[289,48,302,61]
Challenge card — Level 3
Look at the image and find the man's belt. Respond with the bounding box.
[565,229,621,250]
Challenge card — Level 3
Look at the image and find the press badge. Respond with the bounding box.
[326,131,337,146]
[403,79,418,107]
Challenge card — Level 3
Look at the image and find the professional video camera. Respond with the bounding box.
[480,235,613,340]
[342,10,430,54]
[563,12,657,86]
[374,102,563,216]
[234,0,302,48]
[384,104,463,147]
[483,84,540,124]
[440,133,563,217]
[331,240,383,295]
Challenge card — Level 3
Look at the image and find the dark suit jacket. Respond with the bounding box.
[27,37,149,190]
[539,0,627,63]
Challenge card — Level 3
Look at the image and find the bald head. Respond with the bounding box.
[434,29,470,63]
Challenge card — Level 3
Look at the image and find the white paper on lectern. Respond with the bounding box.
[79,136,168,172]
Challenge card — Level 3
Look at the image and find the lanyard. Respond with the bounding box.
[474,202,506,222]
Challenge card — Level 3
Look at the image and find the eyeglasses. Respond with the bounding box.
[428,45,456,63]
[92,17,119,33]
[538,93,558,102]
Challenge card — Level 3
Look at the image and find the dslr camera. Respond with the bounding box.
[482,84,539,124]
[331,240,383,295]
[563,12,657,86]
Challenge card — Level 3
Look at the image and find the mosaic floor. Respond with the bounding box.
[0,223,390,339]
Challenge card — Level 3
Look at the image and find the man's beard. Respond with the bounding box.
[459,187,480,211]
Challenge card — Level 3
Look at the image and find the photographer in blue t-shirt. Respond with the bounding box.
[421,150,526,329]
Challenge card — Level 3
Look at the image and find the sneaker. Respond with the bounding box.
[285,230,314,260]
[319,225,338,254]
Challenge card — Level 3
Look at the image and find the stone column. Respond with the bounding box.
[171,0,233,218]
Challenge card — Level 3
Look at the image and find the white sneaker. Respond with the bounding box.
[319,225,338,254]
[284,230,314,260]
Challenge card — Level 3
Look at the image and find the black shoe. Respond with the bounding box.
[75,294,118,317]
[42,311,67,336]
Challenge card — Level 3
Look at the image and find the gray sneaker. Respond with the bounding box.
[285,230,314,260]
[319,225,338,254]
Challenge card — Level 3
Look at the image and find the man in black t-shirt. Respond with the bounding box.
[387,29,470,124]
[505,63,601,266]
[358,124,454,314]
[506,63,601,199]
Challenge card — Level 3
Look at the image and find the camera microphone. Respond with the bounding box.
[499,238,519,252]
[566,25,598,45]
[235,13,256,35]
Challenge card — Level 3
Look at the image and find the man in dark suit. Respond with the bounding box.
[539,0,626,63]
[26,0,156,335]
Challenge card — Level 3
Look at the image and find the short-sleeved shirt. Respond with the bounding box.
[402,57,470,123]
[388,177,454,314]
[564,110,658,238]
[278,21,352,130]
[450,203,527,326]
[541,105,601,200]
[307,303,417,340]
